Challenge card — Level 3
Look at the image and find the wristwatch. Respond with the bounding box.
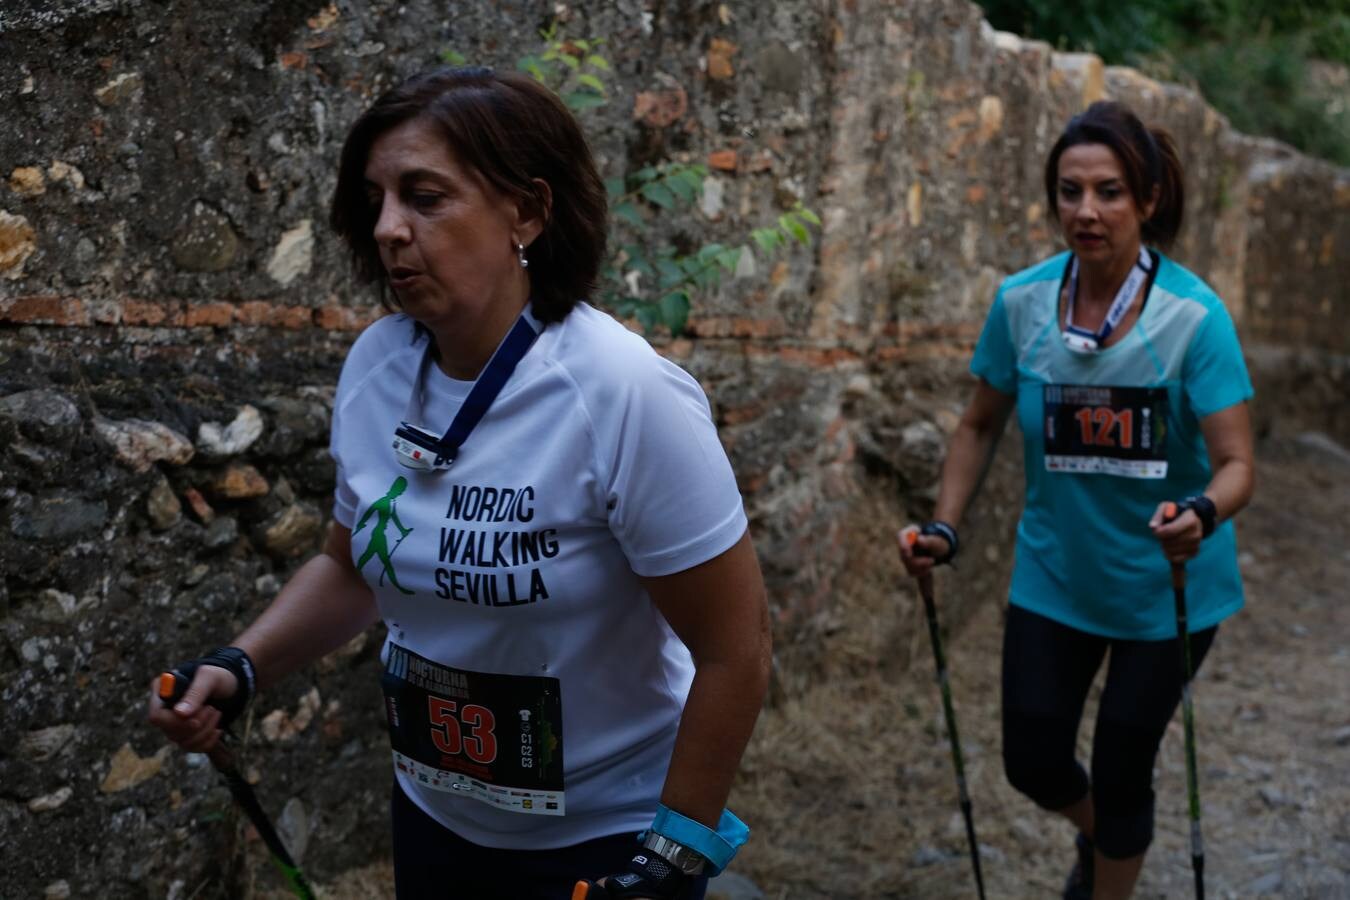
[642,832,707,875]
[1179,495,1217,538]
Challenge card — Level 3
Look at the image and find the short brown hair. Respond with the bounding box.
[1044,100,1185,248]
[330,67,607,322]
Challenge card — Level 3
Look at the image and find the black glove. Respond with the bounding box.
[162,647,256,730]
[572,850,693,900]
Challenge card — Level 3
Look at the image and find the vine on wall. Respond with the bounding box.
[447,23,819,335]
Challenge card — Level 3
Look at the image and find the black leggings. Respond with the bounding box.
[391,783,709,900]
[1001,604,1216,859]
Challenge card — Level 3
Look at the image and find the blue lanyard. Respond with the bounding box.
[393,313,539,471]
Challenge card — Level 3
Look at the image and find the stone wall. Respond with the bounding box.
[2,1,1345,897]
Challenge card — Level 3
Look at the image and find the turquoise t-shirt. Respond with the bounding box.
[972,250,1252,640]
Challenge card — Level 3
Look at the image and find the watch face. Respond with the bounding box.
[643,835,705,874]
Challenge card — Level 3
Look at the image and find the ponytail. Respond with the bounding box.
[1141,126,1184,248]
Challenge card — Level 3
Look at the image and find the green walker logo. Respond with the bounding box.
[354,476,415,595]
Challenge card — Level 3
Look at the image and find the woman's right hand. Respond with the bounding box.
[895,525,951,578]
[146,665,239,754]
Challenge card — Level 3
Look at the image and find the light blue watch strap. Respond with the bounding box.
[649,804,749,876]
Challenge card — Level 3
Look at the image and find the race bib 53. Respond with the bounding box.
[381,643,566,815]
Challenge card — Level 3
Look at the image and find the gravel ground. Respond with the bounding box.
[728,434,1350,899]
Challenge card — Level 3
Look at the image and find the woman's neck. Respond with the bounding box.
[426,277,531,381]
[1076,241,1143,309]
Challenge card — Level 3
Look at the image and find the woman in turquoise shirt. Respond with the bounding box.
[898,101,1255,899]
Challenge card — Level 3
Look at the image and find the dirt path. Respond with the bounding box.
[310,436,1349,899]
[731,434,1350,899]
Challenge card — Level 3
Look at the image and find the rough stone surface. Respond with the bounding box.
[181,486,215,523]
[266,219,315,286]
[202,515,239,550]
[27,786,73,812]
[172,201,240,273]
[8,165,46,197]
[145,474,182,530]
[0,1,1344,898]
[94,416,194,473]
[259,502,324,558]
[0,389,81,434]
[98,743,171,794]
[10,491,107,540]
[16,724,78,762]
[260,687,322,743]
[197,405,265,458]
[207,463,270,499]
[0,210,37,278]
[94,71,143,107]
[277,796,311,864]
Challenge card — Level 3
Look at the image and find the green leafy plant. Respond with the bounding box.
[974,0,1350,165]
[446,23,610,113]
[447,24,820,335]
[513,22,611,113]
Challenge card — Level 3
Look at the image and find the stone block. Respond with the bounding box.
[94,417,194,473]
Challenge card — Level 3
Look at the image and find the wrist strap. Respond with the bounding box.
[648,805,749,876]
[1178,495,1217,538]
[919,520,959,565]
[173,646,256,730]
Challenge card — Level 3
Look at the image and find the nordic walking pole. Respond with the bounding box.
[380,531,409,588]
[1162,502,1205,899]
[158,672,317,900]
[905,531,987,900]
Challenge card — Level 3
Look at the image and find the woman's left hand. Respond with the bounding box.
[1149,501,1203,564]
[574,859,690,899]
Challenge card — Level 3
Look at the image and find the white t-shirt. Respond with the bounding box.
[330,302,748,849]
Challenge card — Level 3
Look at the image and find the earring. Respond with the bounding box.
[515,241,529,269]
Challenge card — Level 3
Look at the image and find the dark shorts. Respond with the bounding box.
[391,783,709,900]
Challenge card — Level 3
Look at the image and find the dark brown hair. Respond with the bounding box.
[1044,100,1185,248]
[330,66,607,322]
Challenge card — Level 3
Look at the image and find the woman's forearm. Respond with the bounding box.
[1205,456,1255,524]
[233,526,379,691]
[1199,401,1256,525]
[644,532,771,829]
[933,382,1016,528]
[658,650,770,828]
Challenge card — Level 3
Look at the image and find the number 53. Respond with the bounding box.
[428,697,498,764]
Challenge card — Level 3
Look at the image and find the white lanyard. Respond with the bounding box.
[1063,246,1152,353]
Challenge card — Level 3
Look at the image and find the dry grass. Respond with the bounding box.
[727,436,1350,898]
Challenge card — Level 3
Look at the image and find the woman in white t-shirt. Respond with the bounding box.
[148,67,771,900]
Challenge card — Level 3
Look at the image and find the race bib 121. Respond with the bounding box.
[1043,384,1169,479]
